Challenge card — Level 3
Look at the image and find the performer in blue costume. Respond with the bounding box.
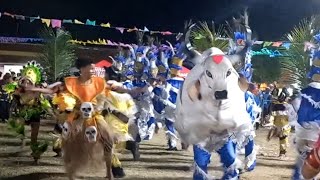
[240,83,260,171]
[193,27,252,180]
[164,49,184,151]
[292,34,320,180]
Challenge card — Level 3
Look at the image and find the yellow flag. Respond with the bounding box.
[74,19,84,24]
[41,18,51,27]
[101,23,111,28]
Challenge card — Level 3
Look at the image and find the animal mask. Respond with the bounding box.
[187,48,248,102]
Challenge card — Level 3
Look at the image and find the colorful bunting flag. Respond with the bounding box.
[51,19,62,28]
[74,19,84,25]
[0,11,180,36]
[127,27,138,32]
[3,12,14,18]
[263,41,273,47]
[41,18,51,27]
[144,26,149,32]
[15,15,25,20]
[86,19,96,26]
[116,27,125,34]
[161,31,173,35]
[101,23,111,28]
[63,19,73,24]
[30,16,40,22]
[272,42,283,47]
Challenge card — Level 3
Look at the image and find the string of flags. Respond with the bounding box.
[0,12,177,35]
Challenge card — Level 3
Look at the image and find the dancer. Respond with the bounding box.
[164,53,185,151]
[28,58,133,178]
[8,61,51,164]
[292,38,320,179]
[267,86,291,158]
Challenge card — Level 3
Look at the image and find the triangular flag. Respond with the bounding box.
[127,27,138,32]
[143,26,149,32]
[272,42,283,47]
[161,31,173,35]
[101,23,111,28]
[15,15,25,20]
[254,41,264,45]
[86,19,96,26]
[30,16,40,22]
[63,19,73,23]
[107,40,114,45]
[263,42,273,47]
[74,19,84,24]
[116,27,125,34]
[51,19,62,28]
[3,12,14,18]
[41,18,51,27]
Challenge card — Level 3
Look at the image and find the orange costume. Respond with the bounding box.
[53,76,130,179]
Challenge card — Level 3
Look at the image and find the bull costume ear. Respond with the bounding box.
[238,74,249,92]
[188,80,202,101]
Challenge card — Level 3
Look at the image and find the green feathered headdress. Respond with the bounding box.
[20,60,47,85]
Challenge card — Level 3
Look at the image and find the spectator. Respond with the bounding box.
[0,74,13,122]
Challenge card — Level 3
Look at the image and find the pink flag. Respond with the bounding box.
[107,40,114,45]
[51,19,62,28]
[161,31,173,35]
[116,27,125,34]
[272,42,283,47]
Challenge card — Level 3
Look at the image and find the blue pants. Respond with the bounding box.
[165,119,176,148]
[193,140,238,180]
[244,138,256,171]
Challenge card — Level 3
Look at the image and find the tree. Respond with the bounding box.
[190,21,230,52]
[279,16,320,89]
[38,27,77,83]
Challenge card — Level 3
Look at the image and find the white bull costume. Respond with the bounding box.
[175,27,252,180]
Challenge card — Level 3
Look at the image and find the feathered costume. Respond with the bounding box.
[7,60,51,163]
[292,33,320,180]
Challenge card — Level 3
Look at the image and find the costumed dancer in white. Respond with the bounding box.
[175,24,252,180]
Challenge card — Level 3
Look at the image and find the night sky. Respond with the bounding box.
[1,0,320,43]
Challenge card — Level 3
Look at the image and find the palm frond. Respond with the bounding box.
[278,17,318,89]
[38,27,77,82]
[190,22,230,52]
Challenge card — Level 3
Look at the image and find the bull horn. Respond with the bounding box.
[166,41,175,56]
[225,41,251,69]
[184,23,201,57]
[108,56,116,65]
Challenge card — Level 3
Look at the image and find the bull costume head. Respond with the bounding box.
[175,23,252,145]
[183,24,250,102]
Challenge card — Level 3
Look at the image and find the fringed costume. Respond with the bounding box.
[268,87,291,157]
[292,34,320,180]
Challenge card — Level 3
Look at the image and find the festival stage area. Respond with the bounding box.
[0,120,296,180]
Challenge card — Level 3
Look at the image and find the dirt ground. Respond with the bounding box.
[0,120,297,180]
